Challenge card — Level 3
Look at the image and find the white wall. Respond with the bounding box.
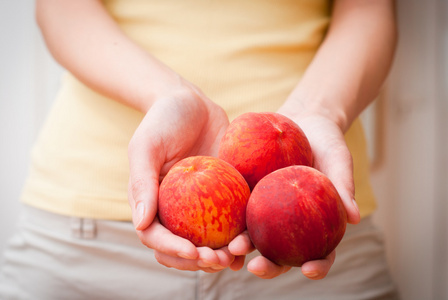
[369,1,448,299]
[0,2,36,252]
[0,2,62,253]
[1,1,447,299]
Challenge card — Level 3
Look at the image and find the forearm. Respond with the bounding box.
[281,0,397,132]
[36,0,183,112]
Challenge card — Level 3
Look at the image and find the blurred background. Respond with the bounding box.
[1,1,447,299]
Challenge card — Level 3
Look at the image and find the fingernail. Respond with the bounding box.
[178,252,195,260]
[352,198,359,211]
[211,264,225,270]
[135,202,145,229]
[304,271,320,279]
[197,260,214,268]
[352,198,360,219]
[250,269,266,276]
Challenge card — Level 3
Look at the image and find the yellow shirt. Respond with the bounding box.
[21,0,376,220]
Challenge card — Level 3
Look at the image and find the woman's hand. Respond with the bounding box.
[230,0,397,280]
[36,0,244,273]
[229,111,360,280]
[127,85,242,272]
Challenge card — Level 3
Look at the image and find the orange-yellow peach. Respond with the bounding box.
[158,156,251,249]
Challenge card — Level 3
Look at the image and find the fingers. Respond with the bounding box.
[153,247,228,273]
[138,219,236,272]
[142,219,337,277]
[229,255,246,271]
[127,176,159,231]
[226,231,255,271]
[213,247,236,268]
[137,218,198,259]
[246,250,336,280]
[301,250,336,280]
[247,256,292,279]
[128,111,167,230]
[228,231,255,256]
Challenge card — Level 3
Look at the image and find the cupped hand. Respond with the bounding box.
[229,110,361,279]
[127,84,238,272]
[291,114,361,225]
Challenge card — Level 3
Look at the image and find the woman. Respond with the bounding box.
[0,0,398,299]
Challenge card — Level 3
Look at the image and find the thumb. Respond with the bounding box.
[324,146,360,225]
[300,116,361,225]
[127,173,159,231]
[127,117,165,231]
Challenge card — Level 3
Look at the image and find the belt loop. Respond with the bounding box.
[82,218,96,239]
[70,217,97,239]
[70,217,83,239]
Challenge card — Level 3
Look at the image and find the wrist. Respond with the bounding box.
[279,88,350,133]
[130,68,196,113]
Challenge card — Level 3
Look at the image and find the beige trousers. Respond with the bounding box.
[0,205,398,300]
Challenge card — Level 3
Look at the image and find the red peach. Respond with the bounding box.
[246,165,347,267]
[158,156,250,249]
[218,112,313,190]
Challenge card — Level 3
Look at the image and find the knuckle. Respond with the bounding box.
[130,177,146,198]
[154,251,167,266]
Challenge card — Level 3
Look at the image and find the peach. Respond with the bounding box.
[218,112,313,190]
[158,156,250,249]
[246,165,347,267]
